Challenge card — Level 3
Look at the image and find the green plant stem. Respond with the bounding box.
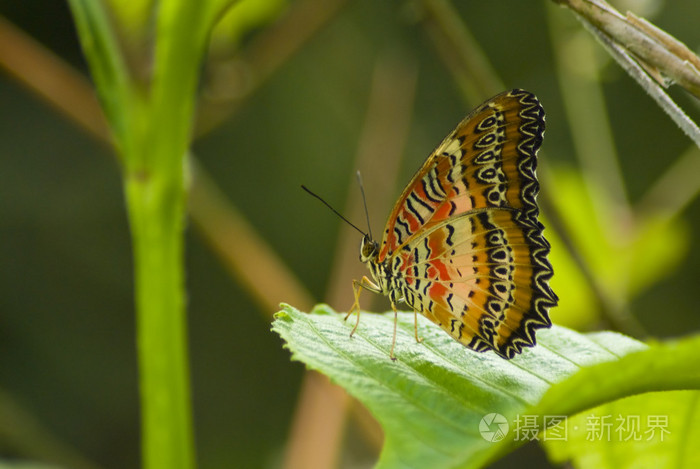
[125,1,226,465]
[126,167,192,469]
[67,1,237,466]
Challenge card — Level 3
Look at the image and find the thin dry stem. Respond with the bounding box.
[552,0,700,99]
[281,371,349,469]
[542,5,650,337]
[420,0,504,101]
[546,6,633,234]
[0,14,317,318]
[282,53,418,469]
[0,390,104,469]
[637,144,700,221]
[575,11,700,149]
[188,161,316,314]
[196,0,349,136]
[0,15,109,139]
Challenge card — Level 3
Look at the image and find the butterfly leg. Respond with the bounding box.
[346,276,380,337]
[389,301,399,361]
[413,309,423,344]
[387,303,421,360]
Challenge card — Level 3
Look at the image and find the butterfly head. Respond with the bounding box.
[360,235,379,263]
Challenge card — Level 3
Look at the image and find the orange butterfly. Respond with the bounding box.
[308,89,557,360]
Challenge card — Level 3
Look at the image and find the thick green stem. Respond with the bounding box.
[68,2,237,467]
[126,171,193,469]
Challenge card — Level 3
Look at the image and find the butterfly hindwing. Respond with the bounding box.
[396,208,555,358]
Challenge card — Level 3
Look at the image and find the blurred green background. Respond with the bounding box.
[1,0,699,468]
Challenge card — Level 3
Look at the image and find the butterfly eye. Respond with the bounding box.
[359,235,378,262]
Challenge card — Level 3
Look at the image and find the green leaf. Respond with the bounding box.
[542,391,700,469]
[546,167,689,324]
[211,0,288,49]
[67,0,133,149]
[531,332,700,419]
[626,214,689,296]
[273,305,700,468]
[274,304,694,468]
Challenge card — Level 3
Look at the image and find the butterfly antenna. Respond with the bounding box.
[301,185,367,237]
[356,171,374,241]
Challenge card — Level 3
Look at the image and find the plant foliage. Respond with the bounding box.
[273,304,700,468]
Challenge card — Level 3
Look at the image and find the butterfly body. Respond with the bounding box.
[354,89,557,359]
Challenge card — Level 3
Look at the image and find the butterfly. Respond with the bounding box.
[346,89,558,360]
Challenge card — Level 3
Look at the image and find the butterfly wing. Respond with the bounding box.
[378,89,546,260]
[396,209,555,358]
[379,89,556,358]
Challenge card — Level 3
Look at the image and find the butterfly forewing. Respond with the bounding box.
[375,89,556,358]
